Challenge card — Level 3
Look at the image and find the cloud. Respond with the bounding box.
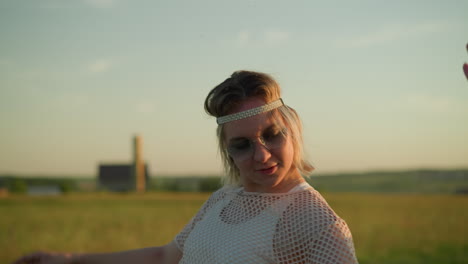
[135,102,155,114]
[84,0,115,8]
[88,59,112,73]
[236,30,250,47]
[263,30,290,45]
[235,29,291,47]
[336,21,449,48]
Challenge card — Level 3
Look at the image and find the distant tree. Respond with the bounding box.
[455,187,468,195]
[9,178,27,193]
[165,181,180,192]
[60,182,73,193]
[199,177,222,192]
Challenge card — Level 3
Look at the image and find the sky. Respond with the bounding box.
[1,0,467,177]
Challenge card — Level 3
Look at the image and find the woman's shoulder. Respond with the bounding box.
[285,185,341,227]
[210,185,240,197]
[203,185,239,204]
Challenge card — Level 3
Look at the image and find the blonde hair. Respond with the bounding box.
[204,70,314,186]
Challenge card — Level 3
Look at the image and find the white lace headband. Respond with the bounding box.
[216,98,284,125]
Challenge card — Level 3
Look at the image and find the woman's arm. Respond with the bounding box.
[12,241,182,264]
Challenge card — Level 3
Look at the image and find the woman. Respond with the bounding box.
[13,70,358,264]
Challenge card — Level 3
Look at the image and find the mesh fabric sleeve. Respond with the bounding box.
[173,188,227,252]
[273,190,358,264]
[308,219,358,263]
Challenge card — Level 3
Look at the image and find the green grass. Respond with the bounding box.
[327,193,468,263]
[1,192,467,263]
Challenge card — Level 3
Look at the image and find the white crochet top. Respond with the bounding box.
[175,183,358,263]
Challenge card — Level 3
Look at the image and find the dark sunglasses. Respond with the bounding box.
[226,126,288,161]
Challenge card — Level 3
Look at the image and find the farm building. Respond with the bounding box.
[98,135,150,192]
[98,164,150,192]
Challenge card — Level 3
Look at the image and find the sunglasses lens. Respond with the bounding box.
[263,130,286,149]
[227,140,253,160]
[227,128,287,161]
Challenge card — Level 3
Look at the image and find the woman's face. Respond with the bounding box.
[223,98,302,193]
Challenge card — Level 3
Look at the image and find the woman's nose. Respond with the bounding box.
[253,140,272,162]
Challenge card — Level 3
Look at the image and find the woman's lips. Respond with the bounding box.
[257,165,278,175]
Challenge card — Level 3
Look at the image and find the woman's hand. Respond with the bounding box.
[11,251,74,264]
[11,243,182,264]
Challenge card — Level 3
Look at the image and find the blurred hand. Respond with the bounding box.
[11,252,73,264]
[463,63,468,80]
[464,43,468,80]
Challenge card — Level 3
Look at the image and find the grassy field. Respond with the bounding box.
[1,192,467,264]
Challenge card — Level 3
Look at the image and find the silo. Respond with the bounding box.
[134,135,146,192]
